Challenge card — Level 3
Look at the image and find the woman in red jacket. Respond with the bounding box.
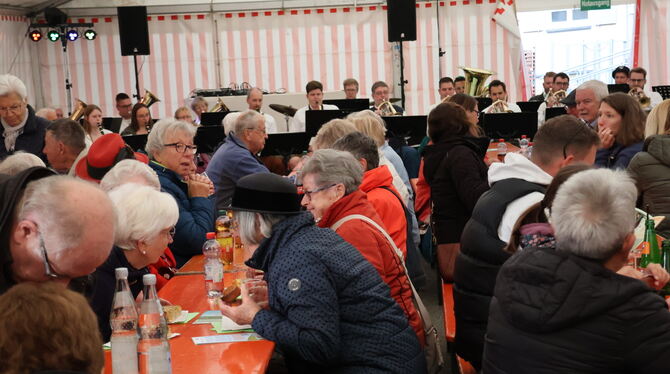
[300,149,425,346]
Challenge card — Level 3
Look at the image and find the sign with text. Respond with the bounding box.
[581,0,611,11]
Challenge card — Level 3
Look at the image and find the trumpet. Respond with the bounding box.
[210,97,229,113]
[69,99,87,121]
[140,89,161,107]
[486,100,514,113]
[376,101,401,116]
[629,87,651,110]
[546,89,566,108]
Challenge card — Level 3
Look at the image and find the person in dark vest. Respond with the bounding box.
[453,115,601,370]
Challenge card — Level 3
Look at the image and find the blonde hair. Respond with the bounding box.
[312,119,357,150]
[347,110,386,147]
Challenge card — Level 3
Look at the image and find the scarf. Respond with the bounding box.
[1,110,28,152]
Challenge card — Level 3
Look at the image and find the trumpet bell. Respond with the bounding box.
[486,99,514,113]
[460,66,495,97]
[376,101,401,116]
[140,89,161,108]
[69,99,87,121]
[629,88,651,109]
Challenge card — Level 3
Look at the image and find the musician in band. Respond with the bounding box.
[628,67,663,108]
[115,93,133,134]
[454,76,466,94]
[370,81,403,115]
[482,80,521,113]
[427,77,455,114]
[343,78,359,99]
[529,71,556,102]
[612,66,630,85]
[289,80,338,133]
[224,88,277,135]
[537,72,570,127]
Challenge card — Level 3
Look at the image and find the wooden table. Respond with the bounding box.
[486,142,521,161]
[104,257,274,373]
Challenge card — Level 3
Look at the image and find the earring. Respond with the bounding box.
[141,250,147,255]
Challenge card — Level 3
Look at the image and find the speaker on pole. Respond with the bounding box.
[117,6,150,56]
[387,0,417,42]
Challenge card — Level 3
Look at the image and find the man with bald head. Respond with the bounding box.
[0,168,116,293]
[223,88,277,135]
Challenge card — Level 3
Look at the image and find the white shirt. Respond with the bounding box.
[289,104,339,133]
[647,90,663,108]
[483,101,522,113]
[119,118,131,134]
[223,111,277,135]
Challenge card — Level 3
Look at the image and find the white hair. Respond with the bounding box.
[551,169,637,260]
[0,152,45,175]
[100,159,160,192]
[233,110,264,135]
[145,118,197,160]
[35,107,56,119]
[0,74,28,101]
[300,149,363,195]
[576,80,609,101]
[107,183,179,250]
[236,210,287,245]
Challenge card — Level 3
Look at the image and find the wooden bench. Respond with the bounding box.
[442,282,478,374]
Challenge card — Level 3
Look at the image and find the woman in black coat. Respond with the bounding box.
[423,97,489,281]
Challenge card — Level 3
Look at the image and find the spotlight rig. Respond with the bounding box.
[28,8,95,44]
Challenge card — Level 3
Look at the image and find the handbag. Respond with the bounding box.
[332,214,444,374]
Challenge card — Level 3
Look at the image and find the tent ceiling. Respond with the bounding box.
[1,0,635,16]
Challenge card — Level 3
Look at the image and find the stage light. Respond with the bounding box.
[47,30,60,42]
[66,29,79,41]
[83,29,97,40]
[29,30,42,42]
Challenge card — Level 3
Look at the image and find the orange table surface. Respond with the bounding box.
[486,142,520,161]
[104,273,274,373]
[178,255,205,273]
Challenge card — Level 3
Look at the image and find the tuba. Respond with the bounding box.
[546,89,567,108]
[140,89,161,107]
[460,66,495,97]
[629,87,651,110]
[376,101,400,116]
[69,99,87,121]
[486,99,514,113]
[210,97,230,113]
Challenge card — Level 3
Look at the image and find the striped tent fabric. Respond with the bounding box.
[637,0,670,86]
[0,14,38,104]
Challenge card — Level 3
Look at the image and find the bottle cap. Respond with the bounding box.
[115,267,128,278]
[206,232,216,240]
[521,135,527,139]
[498,138,505,142]
[142,274,157,286]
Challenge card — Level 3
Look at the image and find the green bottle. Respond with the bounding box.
[663,240,670,272]
[647,219,662,265]
[640,219,652,268]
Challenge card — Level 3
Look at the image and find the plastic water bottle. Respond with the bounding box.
[215,211,234,267]
[519,135,529,156]
[497,139,507,162]
[203,232,224,298]
[138,274,171,374]
[111,268,139,374]
[527,142,533,159]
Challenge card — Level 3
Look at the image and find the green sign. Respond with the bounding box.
[581,0,611,11]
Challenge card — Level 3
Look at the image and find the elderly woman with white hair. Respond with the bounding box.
[219,172,426,372]
[146,118,215,266]
[482,168,670,373]
[0,151,45,175]
[90,183,178,342]
[0,74,50,159]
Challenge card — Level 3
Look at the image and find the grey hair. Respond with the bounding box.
[145,118,197,160]
[576,80,609,101]
[233,110,264,135]
[346,110,387,147]
[0,74,28,101]
[551,169,637,260]
[100,159,160,192]
[236,210,287,246]
[0,151,45,175]
[190,96,207,110]
[300,149,363,194]
[108,183,179,250]
[35,107,56,119]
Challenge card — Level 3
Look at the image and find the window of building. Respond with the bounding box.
[573,9,588,20]
[552,11,567,22]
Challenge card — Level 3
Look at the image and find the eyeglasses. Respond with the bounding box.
[302,183,337,200]
[0,103,24,115]
[629,79,645,84]
[563,122,590,159]
[248,127,267,135]
[36,228,67,280]
[163,143,198,153]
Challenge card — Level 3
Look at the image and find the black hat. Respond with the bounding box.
[229,173,302,215]
[612,65,630,79]
[560,89,577,107]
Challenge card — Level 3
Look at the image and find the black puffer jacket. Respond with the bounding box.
[0,105,50,160]
[483,246,670,374]
[422,136,489,244]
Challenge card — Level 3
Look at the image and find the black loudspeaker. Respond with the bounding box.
[44,8,67,27]
[117,6,150,56]
[387,0,417,42]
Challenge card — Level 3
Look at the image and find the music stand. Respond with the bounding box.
[122,134,149,152]
[516,101,542,113]
[260,132,310,157]
[201,111,231,127]
[545,107,568,121]
[652,86,670,100]
[382,115,428,147]
[322,99,370,112]
[305,110,349,137]
[476,98,493,112]
[608,83,630,94]
[102,117,122,133]
[194,126,226,154]
[482,112,538,140]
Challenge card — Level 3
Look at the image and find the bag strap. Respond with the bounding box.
[330,214,435,330]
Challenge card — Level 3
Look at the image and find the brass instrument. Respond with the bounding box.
[546,89,567,108]
[440,95,452,103]
[376,100,401,116]
[629,87,651,110]
[460,66,495,97]
[69,99,87,121]
[486,99,514,113]
[140,89,161,107]
[210,97,230,113]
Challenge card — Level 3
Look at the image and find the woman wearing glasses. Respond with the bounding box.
[595,93,645,169]
[121,103,152,136]
[90,182,178,342]
[146,119,215,267]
